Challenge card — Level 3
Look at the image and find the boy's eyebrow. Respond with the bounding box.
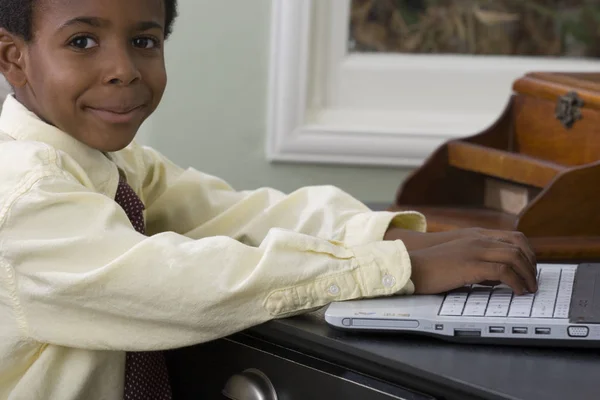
[135,21,164,32]
[58,17,164,32]
[59,17,105,30]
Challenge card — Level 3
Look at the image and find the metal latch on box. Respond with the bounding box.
[556,91,584,129]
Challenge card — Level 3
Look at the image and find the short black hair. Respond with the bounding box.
[0,0,178,42]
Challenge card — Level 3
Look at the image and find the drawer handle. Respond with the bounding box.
[222,368,278,400]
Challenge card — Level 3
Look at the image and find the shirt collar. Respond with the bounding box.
[0,95,119,197]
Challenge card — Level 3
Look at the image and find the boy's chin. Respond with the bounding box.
[97,140,136,153]
[75,128,139,153]
[77,106,150,151]
[95,135,138,153]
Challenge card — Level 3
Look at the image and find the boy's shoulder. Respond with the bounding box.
[0,131,64,193]
[0,130,59,173]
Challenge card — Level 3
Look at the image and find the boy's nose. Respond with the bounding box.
[104,49,141,86]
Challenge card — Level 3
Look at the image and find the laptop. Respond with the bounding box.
[325,263,600,347]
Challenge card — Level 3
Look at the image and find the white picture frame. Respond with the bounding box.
[266,0,600,167]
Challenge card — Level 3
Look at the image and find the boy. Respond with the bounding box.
[0,0,537,399]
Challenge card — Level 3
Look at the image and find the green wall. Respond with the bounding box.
[140,0,412,203]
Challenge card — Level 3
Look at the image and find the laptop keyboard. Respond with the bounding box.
[439,265,576,319]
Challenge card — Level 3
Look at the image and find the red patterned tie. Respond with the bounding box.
[114,177,173,400]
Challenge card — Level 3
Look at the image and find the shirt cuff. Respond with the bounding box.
[263,240,414,317]
[342,210,427,247]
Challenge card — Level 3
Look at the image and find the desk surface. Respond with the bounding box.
[248,310,600,400]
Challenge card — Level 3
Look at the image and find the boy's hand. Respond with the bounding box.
[385,226,534,258]
[408,235,538,295]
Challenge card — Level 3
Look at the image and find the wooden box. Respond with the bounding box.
[392,72,600,262]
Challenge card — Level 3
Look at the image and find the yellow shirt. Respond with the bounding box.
[0,95,425,400]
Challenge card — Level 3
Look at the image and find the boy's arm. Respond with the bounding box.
[133,145,426,247]
[3,167,413,351]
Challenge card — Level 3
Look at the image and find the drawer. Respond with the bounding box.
[167,335,436,400]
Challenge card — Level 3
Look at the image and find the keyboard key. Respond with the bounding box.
[531,268,560,318]
[508,293,535,317]
[485,288,513,317]
[463,288,492,316]
[439,289,469,316]
[554,268,575,319]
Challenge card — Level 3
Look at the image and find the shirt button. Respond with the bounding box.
[328,284,340,296]
[382,274,396,288]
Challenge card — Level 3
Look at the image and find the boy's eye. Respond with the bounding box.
[132,37,158,49]
[69,36,98,49]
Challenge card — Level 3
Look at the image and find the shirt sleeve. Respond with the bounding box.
[133,144,427,248]
[4,163,418,352]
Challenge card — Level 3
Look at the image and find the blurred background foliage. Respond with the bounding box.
[349,0,600,57]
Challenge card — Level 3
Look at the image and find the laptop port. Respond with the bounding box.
[535,327,551,335]
[454,329,481,337]
[489,326,505,334]
[512,327,528,334]
[568,326,589,338]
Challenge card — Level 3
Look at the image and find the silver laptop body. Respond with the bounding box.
[325,263,600,346]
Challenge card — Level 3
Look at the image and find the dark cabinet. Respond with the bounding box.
[166,335,435,400]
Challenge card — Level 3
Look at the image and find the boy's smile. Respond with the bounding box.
[0,0,167,152]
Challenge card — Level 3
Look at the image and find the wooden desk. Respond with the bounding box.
[166,309,600,400]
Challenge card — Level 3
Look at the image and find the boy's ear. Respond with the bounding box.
[0,29,28,88]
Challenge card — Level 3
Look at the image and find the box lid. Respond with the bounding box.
[513,72,600,111]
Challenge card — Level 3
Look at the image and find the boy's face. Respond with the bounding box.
[0,0,167,152]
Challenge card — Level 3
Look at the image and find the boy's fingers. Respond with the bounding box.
[468,238,536,288]
[479,230,537,269]
[474,262,527,295]
[479,246,538,293]
[478,280,501,287]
